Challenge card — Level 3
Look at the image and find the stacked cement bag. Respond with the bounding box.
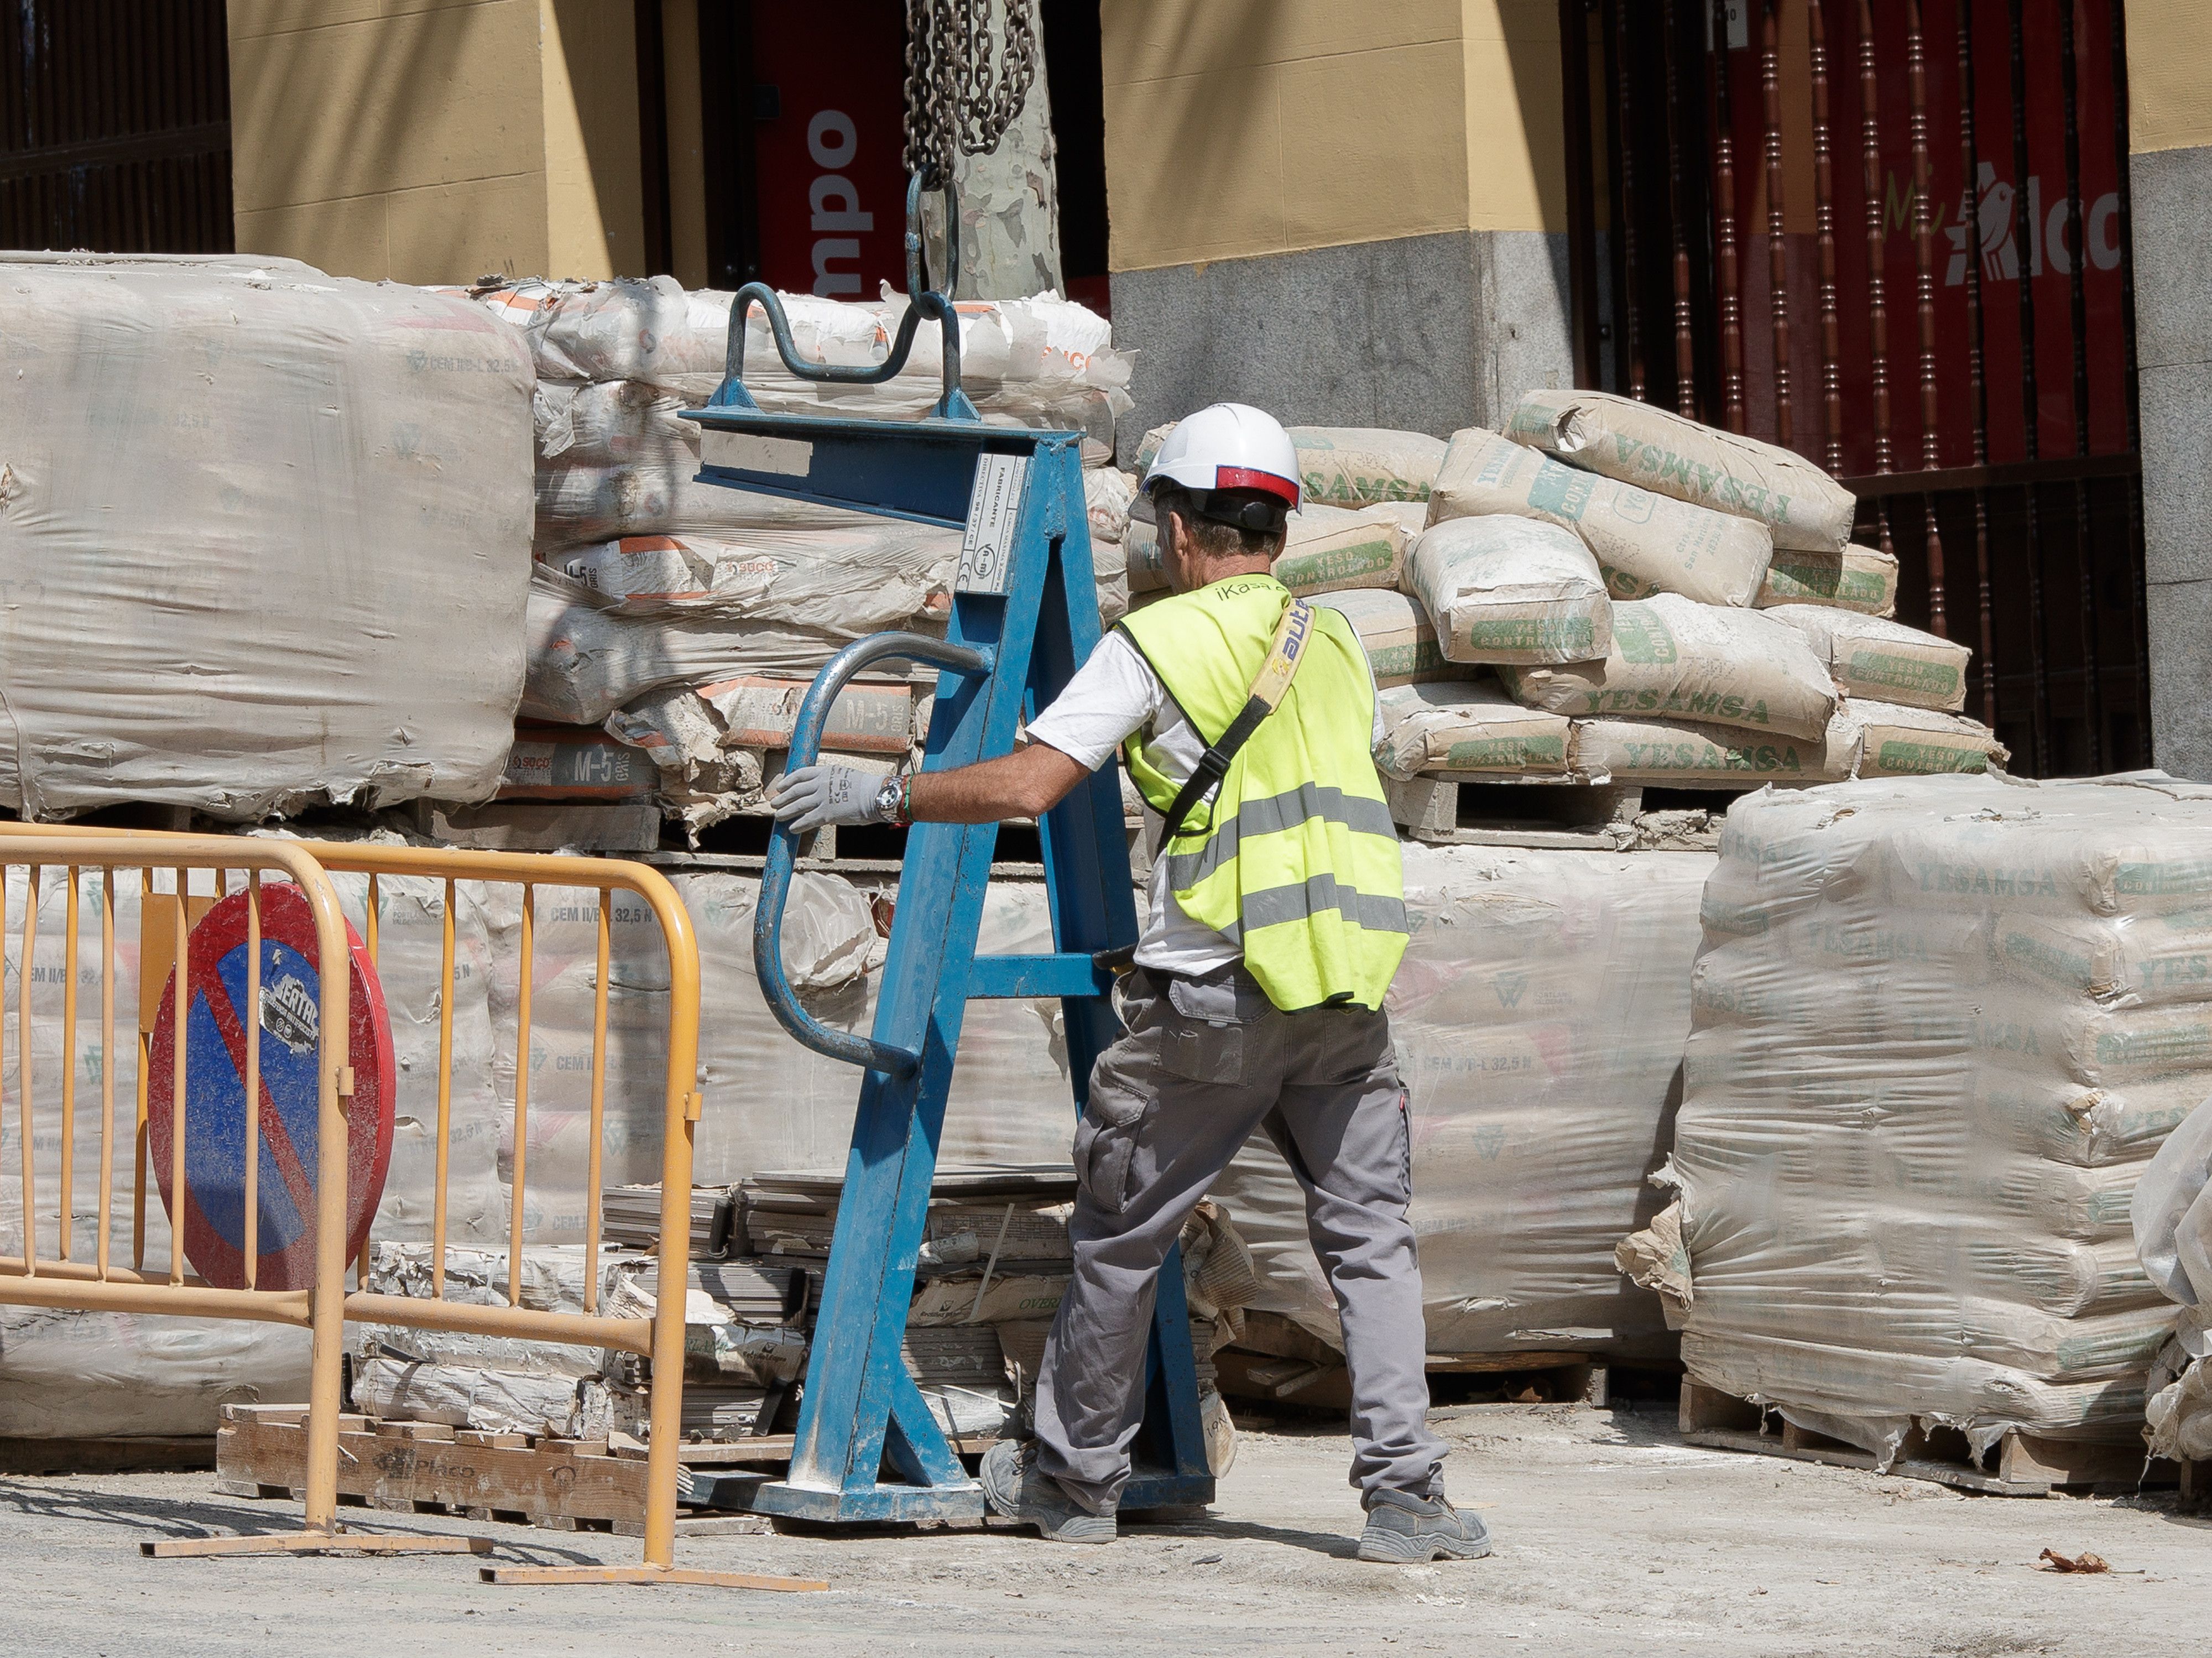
[1211,842,1712,1358]
[2134,1096,2212,1466]
[1621,774,2208,1460]
[1387,393,2002,794]
[467,275,1131,835]
[1134,424,1446,510]
[1123,401,1984,800]
[0,254,534,820]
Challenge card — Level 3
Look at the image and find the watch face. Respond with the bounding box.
[876,776,904,815]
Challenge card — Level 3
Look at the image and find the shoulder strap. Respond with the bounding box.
[1151,597,1318,858]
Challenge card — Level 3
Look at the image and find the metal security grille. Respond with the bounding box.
[0,0,233,255]
[1559,0,2145,776]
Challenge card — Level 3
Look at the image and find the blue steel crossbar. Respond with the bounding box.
[679,204,1214,1522]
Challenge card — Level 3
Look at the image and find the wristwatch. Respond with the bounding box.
[873,773,911,827]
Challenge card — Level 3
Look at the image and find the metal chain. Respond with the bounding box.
[903,0,1037,185]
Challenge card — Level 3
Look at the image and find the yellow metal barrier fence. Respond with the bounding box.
[0,828,822,1592]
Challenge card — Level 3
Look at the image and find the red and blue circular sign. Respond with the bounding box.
[148,883,396,1292]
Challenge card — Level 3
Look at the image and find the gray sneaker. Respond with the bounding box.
[1357,1488,1493,1563]
[980,1440,1117,1544]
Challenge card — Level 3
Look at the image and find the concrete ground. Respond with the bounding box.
[0,1401,2202,1657]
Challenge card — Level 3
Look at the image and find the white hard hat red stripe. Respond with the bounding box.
[1213,464,1300,504]
[1140,402,1303,513]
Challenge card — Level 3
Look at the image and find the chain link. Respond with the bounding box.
[903,0,1037,186]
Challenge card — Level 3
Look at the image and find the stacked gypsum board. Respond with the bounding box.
[1630,774,2211,1459]
[600,1185,735,1258]
[738,1165,1077,1269]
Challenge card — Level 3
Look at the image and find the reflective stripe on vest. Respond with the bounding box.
[1117,574,1407,1012]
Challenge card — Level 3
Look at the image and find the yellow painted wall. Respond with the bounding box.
[1100,0,1470,271]
[2125,0,2212,154]
[229,0,649,284]
[541,0,644,279]
[1462,0,1568,234]
[1099,0,1569,273]
[229,0,547,281]
[661,0,710,289]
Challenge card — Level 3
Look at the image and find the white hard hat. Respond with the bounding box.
[1141,403,1302,518]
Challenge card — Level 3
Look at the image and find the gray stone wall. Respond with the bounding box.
[2133,144,2212,781]
[1107,229,1574,462]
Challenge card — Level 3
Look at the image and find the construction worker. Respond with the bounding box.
[769,403,1485,1565]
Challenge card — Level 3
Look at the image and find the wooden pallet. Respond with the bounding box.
[1678,1380,2158,1497]
[217,1406,658,1534]
[1384,776,1645,848]
[216,1405,1005,1535]
[1217,1313,1634,1410]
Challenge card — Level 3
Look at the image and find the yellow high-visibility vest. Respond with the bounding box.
[1118,574,1407,1012]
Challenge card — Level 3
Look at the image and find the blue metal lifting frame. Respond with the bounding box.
[680,176,1215,1524]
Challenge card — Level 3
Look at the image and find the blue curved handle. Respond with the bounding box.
[712,175,979,423]
[754,631,994,1079]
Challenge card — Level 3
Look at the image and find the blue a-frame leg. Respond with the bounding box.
[686,400,1217,1523]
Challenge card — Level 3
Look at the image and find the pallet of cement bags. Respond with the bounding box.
[2133,1094,2212,1483]
[1620,773,2212,1476]
[0,253,534,819]
[1211,842,1712,1362]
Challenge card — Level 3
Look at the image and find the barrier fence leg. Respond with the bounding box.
[145,944,489,1562]
[482,1087,826,1593]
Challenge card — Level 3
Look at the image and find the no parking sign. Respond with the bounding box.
[147,883,395,1291]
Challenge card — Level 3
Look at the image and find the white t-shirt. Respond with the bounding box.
[1025,627,1386,976]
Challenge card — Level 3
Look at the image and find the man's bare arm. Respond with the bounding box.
[906,742,1091,824]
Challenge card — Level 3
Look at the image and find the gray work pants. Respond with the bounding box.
[1033,961,1446,1514]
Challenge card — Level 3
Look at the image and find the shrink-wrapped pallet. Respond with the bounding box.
[1212,844,1712,1356]
[0,861,508,1437]
[1427,425,1773,607]
[1623,774,2208,1460]
[2132,1097,2212,1465]
[0,256,535,819]
[474,873,1081,1228]
[1508,388,1857,553]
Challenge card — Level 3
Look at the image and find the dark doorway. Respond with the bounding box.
[1,0,234,254]
[1558,0,2146,776]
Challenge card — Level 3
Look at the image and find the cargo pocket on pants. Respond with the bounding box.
[1160,972,1269,1086]
[1074,1087,1148,1217]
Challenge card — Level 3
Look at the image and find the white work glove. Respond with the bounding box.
[770,764,892,833]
